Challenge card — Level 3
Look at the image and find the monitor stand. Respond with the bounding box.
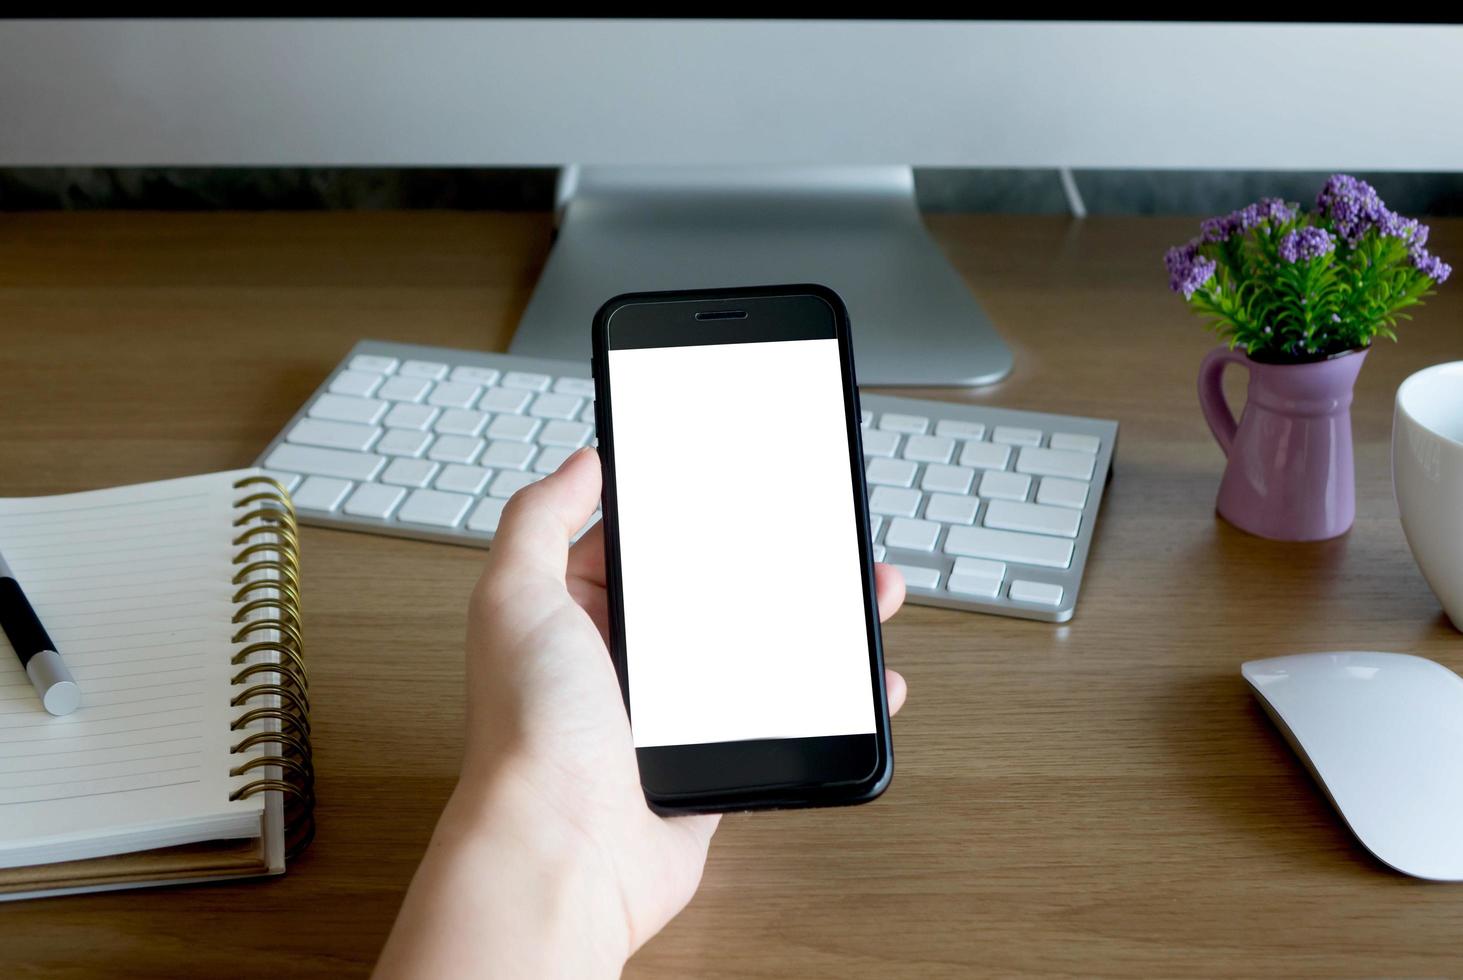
[508,166,1013,387]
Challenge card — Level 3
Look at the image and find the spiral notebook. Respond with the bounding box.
[0,470,314,900]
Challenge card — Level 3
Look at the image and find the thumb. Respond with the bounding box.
[485,447,601,587]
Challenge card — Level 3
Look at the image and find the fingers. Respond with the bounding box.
[484,447,601,588]
[566,519,607,588]
[874,563,906,623]
[885,668,907,715]
[875,566,906,716]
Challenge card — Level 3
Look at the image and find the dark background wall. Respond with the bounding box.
[3,168,1461,215]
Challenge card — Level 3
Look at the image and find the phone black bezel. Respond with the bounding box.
[591,284,893,814]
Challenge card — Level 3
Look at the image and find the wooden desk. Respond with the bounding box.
[2,212,1461,978]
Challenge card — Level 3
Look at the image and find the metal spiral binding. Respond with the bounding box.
[227,475,315,858]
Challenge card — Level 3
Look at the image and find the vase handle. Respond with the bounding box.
[1197,346,1248,457]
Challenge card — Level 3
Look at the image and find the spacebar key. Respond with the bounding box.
[265,443,385,481]
[944,525,1074,568]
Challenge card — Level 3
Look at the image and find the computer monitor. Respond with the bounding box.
[3,19,1460,384]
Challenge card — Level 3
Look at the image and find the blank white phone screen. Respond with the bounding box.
[608,337,876,748]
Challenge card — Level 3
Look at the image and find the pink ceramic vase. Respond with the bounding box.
[1197,346,1368,541]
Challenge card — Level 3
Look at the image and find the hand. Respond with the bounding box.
[375,447,908,979]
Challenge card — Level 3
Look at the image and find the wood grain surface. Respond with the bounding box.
[2,211,1461,978]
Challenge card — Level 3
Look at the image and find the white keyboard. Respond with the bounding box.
[255,340,1117,622]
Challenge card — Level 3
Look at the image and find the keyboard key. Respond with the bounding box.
[428,381,483,409]
[451,365,500,386]
[553,377,596,396]
[262,470,302,493]
[343,482,406,519]
[350,354,399,374]
[1016,447,1095,481]
[467,496,509,533]
[502,371,552,391]
[892,564,941,590]
[953,556,1006,580]
[903,434,955,464]
[924,492,978,525]
[265,443,385,482]
[435,464,493,495]
[397,488,473,527]
[380,457,439,488]
[873,545,886,562]
[481,440,536,470]
[487,415,541,442]
[287,418,381,453]
[944,526,1073,568]
[921,464,974,495]
[1049,432,1101,454]
[328,370,383,398]
[382,403,438,431]
[866,458,918,488]
[868,486,921,517]
[1009,579,1064,606]
[538,420,593,447]
[399,360,449,380]
[984,499,1081,538]
[948,573,1000,599]
[1036,477,1090,510]
[993,426,1043,447]
[376,429,433,457]
[879,413,929,434]
[428,435,484,464]
[580,402,596,424]
[293,476,354,511]
[434,408,489,436]
[479,387,532,414]
[959,441,1011,470]
[978,470,1031,501]
[884,518,940,552]
[529,393,584,420]
[377,375,433,402]
[948,557,1006,598]
[309,393,387,425]
[534,445,576,474]
[870,514,884,538]
[935,419,986,440]
[489,470,542,498]
[860,410,873,427]
[862,430,900,457]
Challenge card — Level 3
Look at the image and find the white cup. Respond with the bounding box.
[1394,361,1463,631]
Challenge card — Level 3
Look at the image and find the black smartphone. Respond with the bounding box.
[591,284,893,814]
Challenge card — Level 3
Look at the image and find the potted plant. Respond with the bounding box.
[1165,175,1451,541]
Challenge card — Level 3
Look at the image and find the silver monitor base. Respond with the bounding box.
[509,166,1013,387]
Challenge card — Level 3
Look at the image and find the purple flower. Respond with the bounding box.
[1315,174,1387,245]
[1250,198,1296,226]
[1199,197,1296,244]
[1164,239,1217,298]
[1198,215,1235,244]
[1278,227,1336,263]
[1413,248,1453,283]
[1375,208,1422,244]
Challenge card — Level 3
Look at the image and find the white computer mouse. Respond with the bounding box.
[1242,651,1463,881]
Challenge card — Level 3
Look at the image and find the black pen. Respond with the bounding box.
[0,547,81,716]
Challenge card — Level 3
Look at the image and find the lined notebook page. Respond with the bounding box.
[0,472,266,868]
